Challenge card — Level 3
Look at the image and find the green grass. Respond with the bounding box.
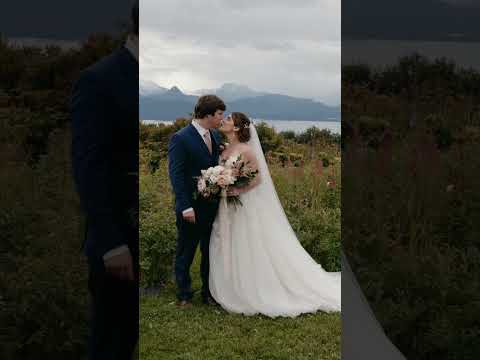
[139,254,341,360]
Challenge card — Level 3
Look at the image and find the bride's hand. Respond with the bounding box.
[227,187,241,197]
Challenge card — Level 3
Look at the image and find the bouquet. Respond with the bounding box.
[195,154,258,207]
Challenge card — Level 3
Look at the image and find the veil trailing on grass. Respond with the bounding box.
[247,123,335,269]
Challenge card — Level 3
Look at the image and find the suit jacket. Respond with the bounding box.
[168,123,221,219]
[71,46,139,262]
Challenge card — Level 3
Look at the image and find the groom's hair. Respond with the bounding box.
[131,0,139,35]
[194,95,226,119]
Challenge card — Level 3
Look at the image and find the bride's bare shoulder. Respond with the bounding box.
[238,143,254,155]
[239,144,258,164]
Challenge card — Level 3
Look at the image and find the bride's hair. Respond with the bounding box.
[231,112,251,142]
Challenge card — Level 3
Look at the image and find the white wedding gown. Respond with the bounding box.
[209,125,341,317]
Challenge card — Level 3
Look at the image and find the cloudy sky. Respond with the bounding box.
[1,1,131,40]
[139,0,340,105]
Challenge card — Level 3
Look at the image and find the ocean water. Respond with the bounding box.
[141,119,341,134]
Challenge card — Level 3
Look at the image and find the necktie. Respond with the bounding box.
[204,131,212,154]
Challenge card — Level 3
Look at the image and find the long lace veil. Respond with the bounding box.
[247,124,326,254]
[246,124,277,196]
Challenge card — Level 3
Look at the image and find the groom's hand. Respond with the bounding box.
[183,209,196,223]
[104,250,134,281]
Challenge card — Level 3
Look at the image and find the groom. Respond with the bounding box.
[71,1,139,358]
[168,95,225,307]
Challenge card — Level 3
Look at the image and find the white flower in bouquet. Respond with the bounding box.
[225,156,237,169]
[213,166,225,175]
[197,178,207,192]
[209,175,218,184]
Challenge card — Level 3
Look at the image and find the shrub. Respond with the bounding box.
[139,161,177,288]
[279,130,296,141]
[0,32,124,359]
[297,126,340,146]
[255,122,282,153]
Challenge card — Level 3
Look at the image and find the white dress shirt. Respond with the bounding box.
[103,35,139,261]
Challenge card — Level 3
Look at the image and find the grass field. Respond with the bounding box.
[139,254,341,360]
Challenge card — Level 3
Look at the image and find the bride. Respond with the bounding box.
[209,112,341,317]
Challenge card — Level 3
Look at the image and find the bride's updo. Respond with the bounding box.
[232,112,251,143]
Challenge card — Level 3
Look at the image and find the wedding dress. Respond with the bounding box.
[209,124,341,317]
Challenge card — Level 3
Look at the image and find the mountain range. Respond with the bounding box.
[140,82,340,121]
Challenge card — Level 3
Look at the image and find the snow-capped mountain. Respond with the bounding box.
[139,79,167,96]
[140,83,340,121]
[195,83,268,102]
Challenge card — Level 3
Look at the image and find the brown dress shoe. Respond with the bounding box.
[176,300,193,308]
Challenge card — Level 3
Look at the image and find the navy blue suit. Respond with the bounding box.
[71,46,138,360]
[168,123,221,301]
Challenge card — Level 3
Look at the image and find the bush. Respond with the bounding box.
[343,129,480,359]
[139,161,177,288]
[269,164,341,272]
[342,56,480,358]
[317,151,335,167]
[297,126,339,145]
[1,126,88,359]
[255,122,282,153]
[279,130,296,141]
[0,32,125,359]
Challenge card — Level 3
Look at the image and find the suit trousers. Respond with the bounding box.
[87,257,139,360]
[175,207,216,301]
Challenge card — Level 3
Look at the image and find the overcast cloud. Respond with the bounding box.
[140,0,340,105]
[440,0,477,5]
